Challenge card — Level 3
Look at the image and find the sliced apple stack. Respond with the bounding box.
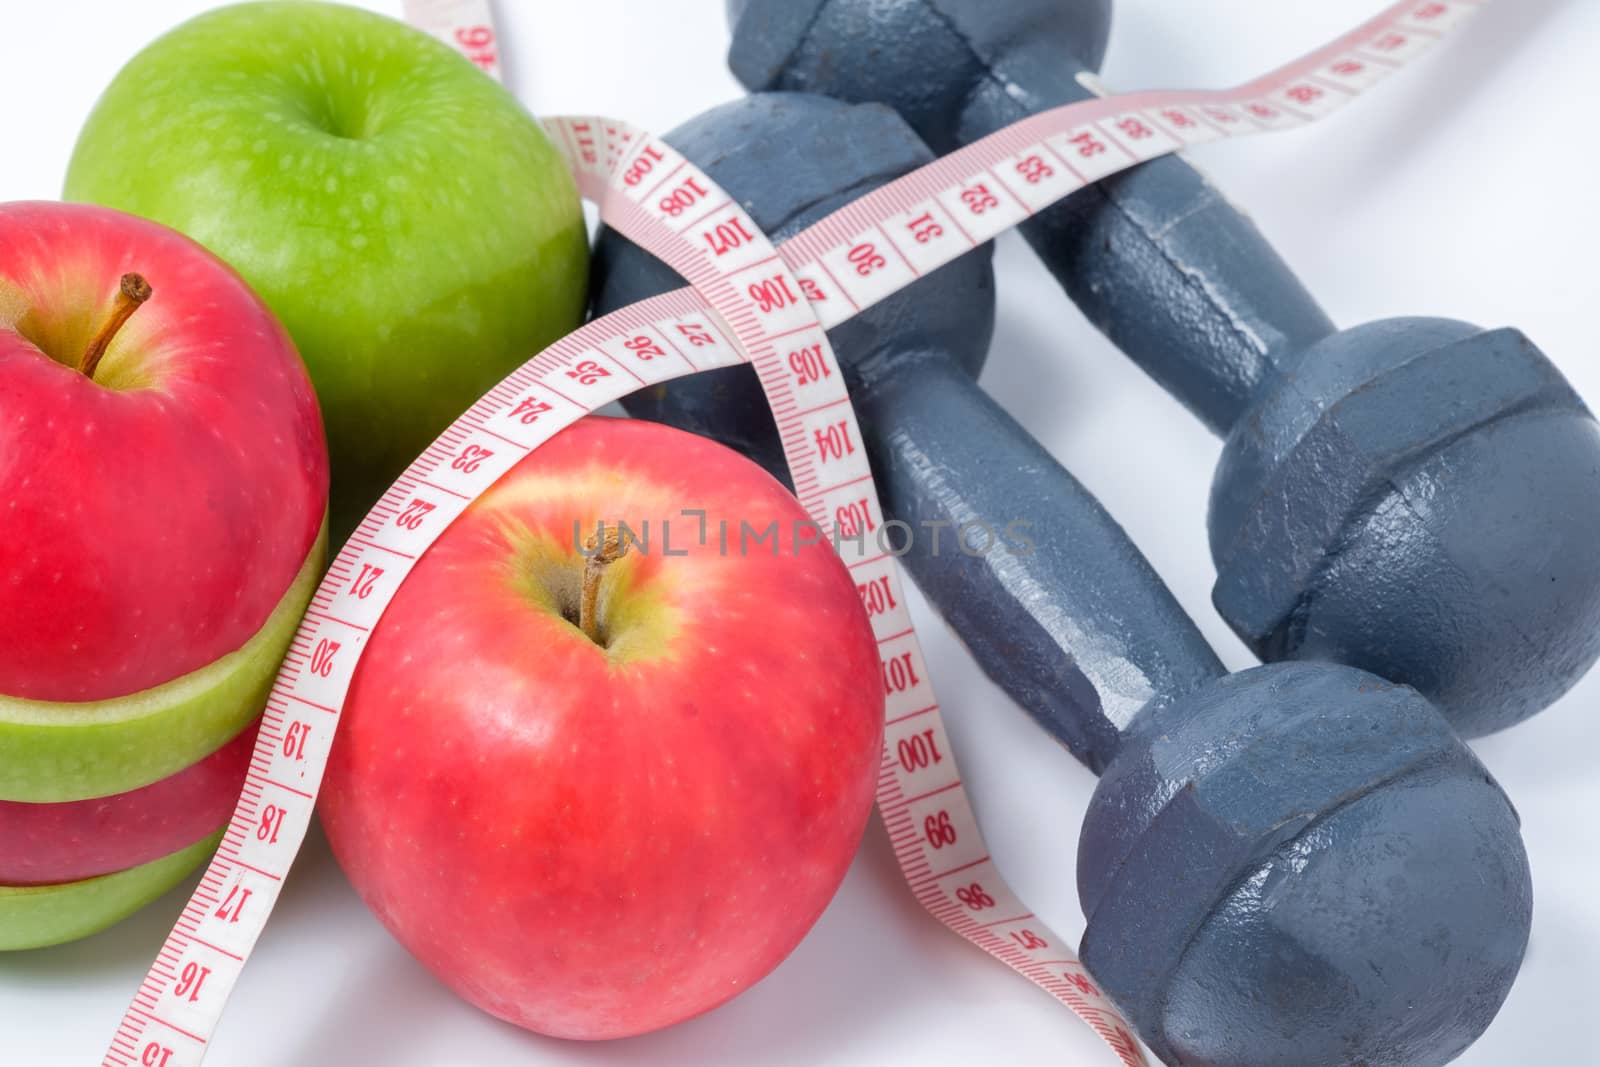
[0,201,328,950]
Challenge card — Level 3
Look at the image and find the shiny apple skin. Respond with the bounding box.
[0,201,327,703]
[0,722,256,886]
[321,417,885,1039]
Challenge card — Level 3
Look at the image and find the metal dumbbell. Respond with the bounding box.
[590,92,1531,1067]
[726,0,1600,736]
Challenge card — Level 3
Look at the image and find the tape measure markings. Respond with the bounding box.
[103,1,1486,1063]
[401,0,501,79]
[101,286,716,1066]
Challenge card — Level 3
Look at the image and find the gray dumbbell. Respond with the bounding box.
[726,0,1600,737]
[590,92,1531,1067]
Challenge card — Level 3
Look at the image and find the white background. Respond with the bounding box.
[3,1,1597,1064]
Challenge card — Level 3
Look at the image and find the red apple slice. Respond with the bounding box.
[0,721,256,885]
[0,832,223,951]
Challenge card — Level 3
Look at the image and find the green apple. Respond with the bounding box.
[65,1,589,536]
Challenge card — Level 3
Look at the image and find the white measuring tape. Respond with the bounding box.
[102,2,1485,1063]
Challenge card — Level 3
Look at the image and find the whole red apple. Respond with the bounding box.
[321,417,884,1038]
[0,201,328,806]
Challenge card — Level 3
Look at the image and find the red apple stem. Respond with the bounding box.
[580,527,629,646]
[79,273,152,381]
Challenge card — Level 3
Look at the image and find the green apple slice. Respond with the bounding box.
[0,521,327,803]
[0,831,222,951]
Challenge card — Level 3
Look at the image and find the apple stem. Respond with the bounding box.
[580,527,629,646]
[79,273,153,381]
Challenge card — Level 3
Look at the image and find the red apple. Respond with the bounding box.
[0,201,327,947]
[0,722,256,885]
[0,201,328,805]
[321,417,884,1039]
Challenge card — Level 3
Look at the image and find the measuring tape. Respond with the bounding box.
[102,2,1485,1063]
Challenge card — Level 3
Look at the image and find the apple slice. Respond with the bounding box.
[0,528,323,803]
[0,721,256,885]
[0,832,223,952]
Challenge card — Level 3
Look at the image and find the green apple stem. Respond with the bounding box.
[580,528,628,646]
[79,273,152,381]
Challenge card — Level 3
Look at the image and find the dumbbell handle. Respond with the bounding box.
[852,348,1224,773]
[954,48,1337,434]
